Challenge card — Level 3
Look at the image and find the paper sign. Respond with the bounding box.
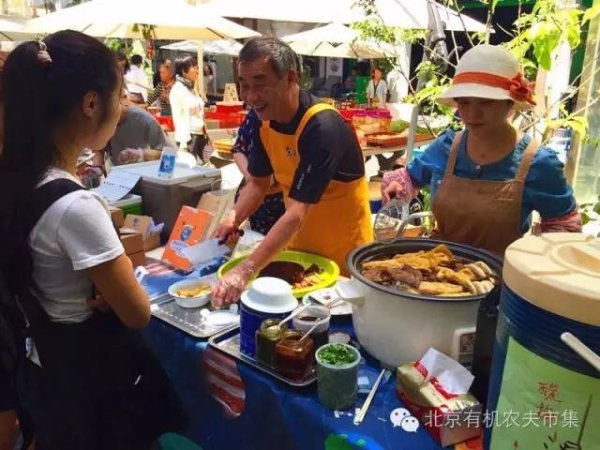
[157,146,177,179]
[490,337,600,449]
[92,170,139,202]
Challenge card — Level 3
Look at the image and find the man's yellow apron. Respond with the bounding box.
[259,103,373,275]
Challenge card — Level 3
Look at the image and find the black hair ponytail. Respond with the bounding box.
[0,30,120,292]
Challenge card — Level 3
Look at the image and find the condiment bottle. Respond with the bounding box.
[255,319,287,370]
[275,330,315,381]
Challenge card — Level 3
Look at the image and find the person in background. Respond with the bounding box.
[95,91,172,167]
[382,44,581,257]
[0,31,186,449]
[203,63,215,97]
[343,68,357,93]
[170,54,211,164]
[125,54,149,105]
[146,59,175,116]
[115,51,129,75]
[231,109,285,235]
[366,68,387,107]
[212,37,373,306]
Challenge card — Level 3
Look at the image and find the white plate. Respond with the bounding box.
[204,310,240,327]
[302,287,353,316]
[168,277,213,308]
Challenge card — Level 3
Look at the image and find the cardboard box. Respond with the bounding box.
[197,190,236,240]
[143,232,161,252]
[109,206,125,228]
[120,230,144,255]
[396,362,482,447]
[128,250,146,268]
[123,215,162,252]
[161,206,213,271]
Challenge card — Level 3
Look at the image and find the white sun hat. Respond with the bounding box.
[437,44,535,110]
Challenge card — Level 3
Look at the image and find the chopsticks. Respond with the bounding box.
[354,368,389,425]
[278,304,309,328]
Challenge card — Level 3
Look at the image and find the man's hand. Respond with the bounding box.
[211,259,256,309]
[118,148,144,164]
[213,211,242,247]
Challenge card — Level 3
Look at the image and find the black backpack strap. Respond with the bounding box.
[18,178,85,327]
[27,178,84,234]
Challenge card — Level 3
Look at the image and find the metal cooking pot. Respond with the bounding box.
[340,238,502,368]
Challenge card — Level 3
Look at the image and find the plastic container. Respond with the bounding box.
[292,305,331,350]
[240,303,291,358]
[316,343,361,410]
[239,278,297,358]
[485,233,600,449]
[111,161,221,237]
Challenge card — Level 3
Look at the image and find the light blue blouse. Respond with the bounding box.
[407,130,576,233]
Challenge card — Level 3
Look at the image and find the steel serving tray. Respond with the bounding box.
[150,294,238,339]
[208,326,317,387]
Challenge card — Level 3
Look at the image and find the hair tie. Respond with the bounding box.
[37,41,52,66]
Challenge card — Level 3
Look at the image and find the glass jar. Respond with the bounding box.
[255,319,287,370]
[275,330,315,381]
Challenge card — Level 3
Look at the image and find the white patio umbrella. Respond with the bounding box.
[282,23,394,59]
[203,0,486,32]
[23,0,260,40]
[161,39,243,56]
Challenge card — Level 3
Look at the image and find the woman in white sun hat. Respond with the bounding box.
[382,44,581,257]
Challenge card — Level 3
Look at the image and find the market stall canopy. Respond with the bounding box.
[161,39,243,56]
[282,23,395,59]
[23,0,260,40]
[202,0,487,32]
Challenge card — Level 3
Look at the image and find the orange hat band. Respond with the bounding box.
[452,71,536,105]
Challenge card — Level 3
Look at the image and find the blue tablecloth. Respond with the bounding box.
[143,316,465,450]
[141,259,479,450]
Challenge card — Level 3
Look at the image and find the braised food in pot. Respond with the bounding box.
[259,261,324,289]
[360,244,499,297]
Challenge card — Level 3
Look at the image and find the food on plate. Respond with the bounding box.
[259,261,323,289]
[360,244,499,297]
[175,283,211,298]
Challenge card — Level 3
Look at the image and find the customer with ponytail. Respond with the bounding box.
[0,31,186,450]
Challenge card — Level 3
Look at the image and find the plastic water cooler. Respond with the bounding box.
[485,233,600,449]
